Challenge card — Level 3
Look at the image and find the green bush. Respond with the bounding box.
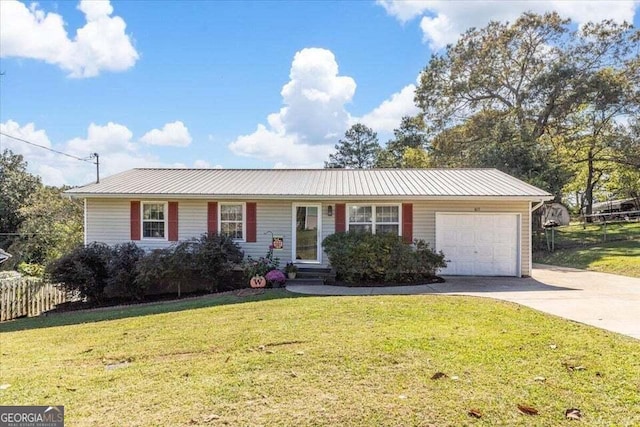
[135,248,173,294]
[135,233,245,296]
[45,243,112,302]
[46,234,245,302]
[107,242,146,300]
[322,232,446,285]
[17,262,45,277]
[194,233,244,291]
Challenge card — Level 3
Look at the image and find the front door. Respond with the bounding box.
[292,204,322,263]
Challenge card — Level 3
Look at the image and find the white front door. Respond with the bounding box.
[292,204,322,263]
[436,213,520,276]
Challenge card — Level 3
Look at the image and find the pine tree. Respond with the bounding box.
[325,124,380,168]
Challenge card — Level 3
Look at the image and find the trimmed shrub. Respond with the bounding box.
[322,232,446,285]
[45,242,111,302]
[107,242,146,300]
[135,233,245,296]
[194,233,244,292]
[135,248,173,295]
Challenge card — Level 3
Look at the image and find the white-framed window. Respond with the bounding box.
[347,204,400,235]
[219,203,245,241]
[142,202,167,239]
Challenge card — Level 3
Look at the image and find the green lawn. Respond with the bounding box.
[534,237,640,278]
[1,291,639,426]
[533,222,640,277]
[542,221,640,249]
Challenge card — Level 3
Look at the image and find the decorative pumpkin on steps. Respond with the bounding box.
[250,275,267,288]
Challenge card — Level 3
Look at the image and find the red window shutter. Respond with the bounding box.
[335,203,346,233]
[207,202,218,235]
[168,202,179,241]
[402,203,413,243]
[246,202,257,242]
[130,201,141,240]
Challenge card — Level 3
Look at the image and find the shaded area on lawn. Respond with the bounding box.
[0,289,306,333]
[534,240,640,278]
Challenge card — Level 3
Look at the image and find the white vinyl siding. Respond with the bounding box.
[84,198,532,275]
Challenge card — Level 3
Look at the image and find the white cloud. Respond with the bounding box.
[193,160,223,169]
[229,124,333,167]
[140,121,192,147]
[66,122,135,155]
[58,122,161,184]
[1,120,53,153]
[279,48,356,143]
[228,48,355,166]
[0,0,139,77]
[357,84,419,133]
[1,120,169,186]
[378,0,639,50]
[375,0,432,23]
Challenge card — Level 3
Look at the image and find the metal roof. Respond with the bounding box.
[65,168,553,200]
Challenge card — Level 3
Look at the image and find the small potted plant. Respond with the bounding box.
[284,262,298,279]
[265,269,286,288]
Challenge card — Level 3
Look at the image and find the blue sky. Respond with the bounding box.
[1,0,639,186]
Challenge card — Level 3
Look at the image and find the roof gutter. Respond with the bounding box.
[65,193,554,202]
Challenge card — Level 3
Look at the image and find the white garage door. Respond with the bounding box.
[436,213,520,276]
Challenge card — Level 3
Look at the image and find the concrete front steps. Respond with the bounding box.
[287,266,336,285]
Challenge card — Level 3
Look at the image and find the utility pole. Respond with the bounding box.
[91,153,100,183]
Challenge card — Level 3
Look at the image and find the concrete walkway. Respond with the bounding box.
[286,264,640,339]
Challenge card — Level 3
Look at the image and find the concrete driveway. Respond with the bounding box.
[286,264,640,339]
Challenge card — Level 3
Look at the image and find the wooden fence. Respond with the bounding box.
[0,277,71,321]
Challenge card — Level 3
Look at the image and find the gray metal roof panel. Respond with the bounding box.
[65,168,552,199]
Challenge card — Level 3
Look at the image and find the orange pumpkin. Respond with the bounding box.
[250,275,267,288]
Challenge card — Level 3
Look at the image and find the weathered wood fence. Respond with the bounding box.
[0,277,70,321]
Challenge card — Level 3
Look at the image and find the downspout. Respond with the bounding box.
[529,200,546,277]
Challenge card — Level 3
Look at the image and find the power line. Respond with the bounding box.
[0,131,94,163]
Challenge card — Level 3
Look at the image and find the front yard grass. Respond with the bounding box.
[533,221,640,277]
[534,240,640,278]
[1,292,639,426]
[542,221,640,248]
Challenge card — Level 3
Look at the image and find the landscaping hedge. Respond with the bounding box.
[322,231,446,285]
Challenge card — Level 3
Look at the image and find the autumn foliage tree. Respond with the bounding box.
[415,12,639,213]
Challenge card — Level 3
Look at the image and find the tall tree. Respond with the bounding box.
[430,110,569,196]
[9,186,83,266]
[325,123,380,168]
[376,116,428,168]
[553,23,640,217]
[415,12,639,207]
[0,150,41,251]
